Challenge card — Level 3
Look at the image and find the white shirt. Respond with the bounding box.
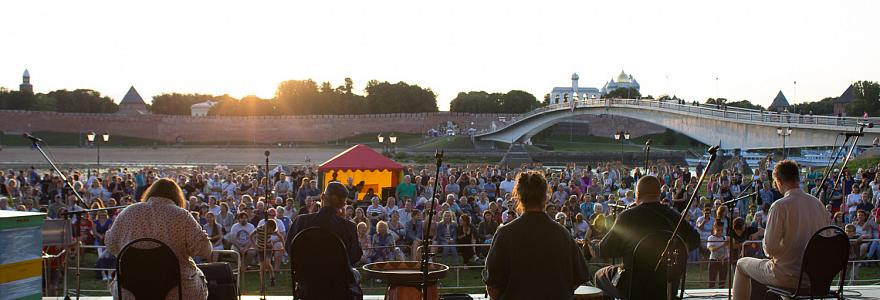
[764,188,830,279]
[846,194,861,213]
[707,234,729,260]
[229,222,255,245]
[499,180,515,195]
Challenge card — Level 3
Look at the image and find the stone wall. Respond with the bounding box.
[0,110,514,143]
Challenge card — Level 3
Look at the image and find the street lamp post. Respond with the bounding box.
[389,133,398,154]
[377,133,386,154]
[614,130,631,162]
[776,127,792,159]
[86,131,110,176]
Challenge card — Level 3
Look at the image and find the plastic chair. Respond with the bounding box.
[116,238,182,299]
[625,231,689,300]
[290,227,359,299]
[765,225,849,299]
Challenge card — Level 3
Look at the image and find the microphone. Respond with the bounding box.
[707,145,720,155]
[22,133,45,144]
[264,150,271,157]
[645,139,652,146]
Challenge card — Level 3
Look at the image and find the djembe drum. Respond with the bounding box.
[362,261,449,300]
[574,285,604,299]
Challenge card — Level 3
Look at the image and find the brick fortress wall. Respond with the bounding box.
[0,110,515,143]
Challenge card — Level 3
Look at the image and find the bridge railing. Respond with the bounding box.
[480,98,874,137]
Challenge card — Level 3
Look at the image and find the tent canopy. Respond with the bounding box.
[318,144,403,172]
[319,144,403,201]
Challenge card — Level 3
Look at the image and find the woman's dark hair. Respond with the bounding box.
[513,171,549,213]
[141,178,186,208]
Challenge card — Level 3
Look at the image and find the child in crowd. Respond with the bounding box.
[707,222,729,288]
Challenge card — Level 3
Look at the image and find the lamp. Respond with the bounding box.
[86,131,96,143]
[614,132,621,140]
[102,132,110,142]
[624,131,631,140]
[377,133,384,144]
[389,134,397,144]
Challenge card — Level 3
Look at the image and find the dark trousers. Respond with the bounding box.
[593,265,625,299]
[708,259,728,288]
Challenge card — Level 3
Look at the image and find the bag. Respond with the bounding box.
[197,262,238,300]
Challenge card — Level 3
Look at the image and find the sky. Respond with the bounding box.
[1,1,878,111]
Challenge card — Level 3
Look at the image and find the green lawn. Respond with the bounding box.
[64,250,880,296]
[537,132,705,153]
[413,136,475,150]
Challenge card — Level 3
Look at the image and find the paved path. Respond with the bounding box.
[0,146,347,167]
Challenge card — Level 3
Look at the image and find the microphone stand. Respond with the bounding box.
[260,150,270,300]
[644,139,652,175]
[25,134,89,300]
[814,132,854,201]
[831,123,870,196]
[655,145,719,300]
[421,150,444,300]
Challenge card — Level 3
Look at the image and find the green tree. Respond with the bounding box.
[275,79,320,115]
[450,91,499,113]
[365,81,438,113]
[48,89,118,113]
[150,93,215,115]
[847,81,880,117]
[500,90,540,113]
[604,88,641,99]
[791,97,835,115]
[725,99,764,110]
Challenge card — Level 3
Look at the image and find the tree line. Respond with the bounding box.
[1,80,877,117]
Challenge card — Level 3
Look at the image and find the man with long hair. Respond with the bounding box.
[483,171,588,299]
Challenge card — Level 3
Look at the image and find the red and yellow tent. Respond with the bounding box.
[318,144,403,199]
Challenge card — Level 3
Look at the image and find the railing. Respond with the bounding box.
[53,244,241,296]
[55,238,880,296]
[478,98,876,137]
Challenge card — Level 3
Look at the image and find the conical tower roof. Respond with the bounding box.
[120,86,146,105]
[835,84,855,104]
[768,91,790,110]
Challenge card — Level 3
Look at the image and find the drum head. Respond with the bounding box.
[42,219,71,246]
[574,285,604,299]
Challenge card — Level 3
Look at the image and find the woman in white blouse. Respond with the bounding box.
[106,178,212,300]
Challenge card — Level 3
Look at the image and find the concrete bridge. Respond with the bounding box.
[476,99,880,150]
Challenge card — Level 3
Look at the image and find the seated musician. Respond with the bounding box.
[484,171,588,299]
[732,160,829,299]
[594,175,701,298]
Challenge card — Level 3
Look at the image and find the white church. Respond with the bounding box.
[548,71,641,105]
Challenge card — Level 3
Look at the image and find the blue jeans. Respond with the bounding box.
[436,238,458,261]
[866,241,880,259]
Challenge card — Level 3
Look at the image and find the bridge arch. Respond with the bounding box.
[476,99,880,150]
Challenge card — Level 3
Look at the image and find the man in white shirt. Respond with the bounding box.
[732,160,829,299]
[499,174,516,196]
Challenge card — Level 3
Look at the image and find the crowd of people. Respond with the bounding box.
[2,156,879,295]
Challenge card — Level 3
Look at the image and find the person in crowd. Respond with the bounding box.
[707,221,729,288]
[435,210,459,261]
[286,182,363,298]
[216,202,235,234]
[228,212,255,271]
[92,210,115,281]
[484,171,588,299]
[594,175,701,298]
[369,221,398,262]
[732,160,830,299]
[105,178,213,300]
[204,212,224,261]
[456,214,477,264]
[251,219,284,286]
[356,222,372,265]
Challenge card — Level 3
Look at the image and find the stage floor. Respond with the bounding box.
[40,286,880,300]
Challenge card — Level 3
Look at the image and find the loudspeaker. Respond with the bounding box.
[197,262,238,300]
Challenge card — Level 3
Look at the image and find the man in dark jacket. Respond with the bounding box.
[595,175,701,298]
[287,182,362,299]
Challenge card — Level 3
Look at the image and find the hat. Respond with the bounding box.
[323,181,349,199]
